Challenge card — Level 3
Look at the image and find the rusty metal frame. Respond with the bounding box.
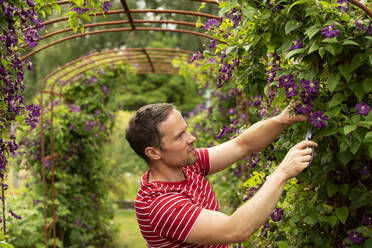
[34,0,219,247]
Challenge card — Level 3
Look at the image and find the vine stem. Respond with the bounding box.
[1,178,6,237]
[348,0,372,19]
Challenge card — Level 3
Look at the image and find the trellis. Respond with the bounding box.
[21,1,220,247]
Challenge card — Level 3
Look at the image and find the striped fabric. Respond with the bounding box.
[135,148,229,248]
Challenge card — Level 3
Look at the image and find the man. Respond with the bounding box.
[125,103,317,247]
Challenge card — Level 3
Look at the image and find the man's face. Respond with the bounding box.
[157,109,197,167]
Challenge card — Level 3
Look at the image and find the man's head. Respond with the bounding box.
[126,103,198,167]
[125,103,175,162]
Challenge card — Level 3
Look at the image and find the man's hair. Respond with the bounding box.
[125,103,175,162]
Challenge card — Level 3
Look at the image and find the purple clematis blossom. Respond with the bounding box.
[310,111,328,128]
[209,39,216,49]
[348,230,365,245]
[321,24,341,38]
[191,51,202,62]
[355,102,370,116]
[204,18,217,30]
[289,38,303,51]
[336,0,349,11]
[301,79,319,95]
[271,207,284,221]
[296,103,312,114]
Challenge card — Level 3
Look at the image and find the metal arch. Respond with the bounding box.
[35,9,219,28]
[22,27,220,60]
[38,0,219,246]
[41,47,193,89]
[54,0,219,6]
[38,20,204,41]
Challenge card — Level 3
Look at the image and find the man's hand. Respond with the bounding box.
[277,101,308,125]
[275,140,318,181]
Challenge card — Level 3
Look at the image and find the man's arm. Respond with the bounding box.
[208,103,306,175]
[186,140,317,245]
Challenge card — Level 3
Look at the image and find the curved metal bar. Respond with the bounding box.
[22,27,221,60]
[39,20,203,41]
[40,47,193,91]
[38,9,219,27]
[48,54,189,87]
[54,0,219,5]
[348,0,372,18]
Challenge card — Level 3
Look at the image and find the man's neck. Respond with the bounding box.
[148,164,186,183]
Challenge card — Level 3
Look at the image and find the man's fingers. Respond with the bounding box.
[293,140,318,150]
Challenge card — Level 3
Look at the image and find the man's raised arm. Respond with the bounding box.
[186,140,317,245]
[208,103,307,175]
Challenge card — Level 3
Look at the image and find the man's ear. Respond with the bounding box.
[144,147,161,161]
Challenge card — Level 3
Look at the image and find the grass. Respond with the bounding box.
[113,209,147,248]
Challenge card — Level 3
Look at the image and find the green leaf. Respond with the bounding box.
[338,184,348,196]
[319,47,325,58]
[349,53,364,73]
[328,215,338,227]
[327,73,341,92]
[202,50,213,59]
[325,45,335,56]
[340,142,348,153]
[52,3,61,15]
[365,132,372,143]
[338,65,352,82]
[304,216,317,226]
[348,83,364,102]
[362,77,372,93]
[322,37,338,43]
[308,42,319,54]
[328,93,345,108]
[327,183,337,197]
[305,25,321,40]
[285,48,305,60]
[369,55,372,66]
[342,40,359,46]
[343,125,356,135]
[226,45,237,55]
[335,207,349,224]
[242,6,257,19]
[277,241,289,248]
[339,150,352,165]
[287,0,313,13]
[350,139,361,154]
[285,20,302,34]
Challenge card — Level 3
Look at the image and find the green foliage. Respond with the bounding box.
[183,0,372,247]
[13,64,135,247]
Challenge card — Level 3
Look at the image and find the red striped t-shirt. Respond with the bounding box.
[135,148,229,248]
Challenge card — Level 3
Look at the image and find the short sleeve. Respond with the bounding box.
[191,148,210,176]
[149,193,202,242]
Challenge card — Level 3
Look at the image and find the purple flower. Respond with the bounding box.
[9,209,22,219]
[363,213,372,226]
[68,104,80,113]
[296,103,312,114]
[278,74,295,88]
[271,207,284,222]
[101,1,112,14]
[209,39,216,49]
[337,0,349,11]
[24,28,40,47]
[204,18,217,30]
[368,23,372,35]
[358,166,370,176]
[191,51,202,62]
[355,102,370,116]
[355,21,367,32]
[26,0,35,7]
[310,111,328,128]
[289,38,303,51]
[301,79,319,95]
[321,24,341,38]
[348,230,365,245]
[285,83,298,98]
[90,76,97,83]
[216,126,227,139]
[100,85,109,96]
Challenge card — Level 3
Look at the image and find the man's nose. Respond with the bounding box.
[187,132,196,144]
